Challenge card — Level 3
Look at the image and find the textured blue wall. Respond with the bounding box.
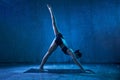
[0,0,120,63]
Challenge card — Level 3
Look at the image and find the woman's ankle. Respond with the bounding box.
[40,65,43,69]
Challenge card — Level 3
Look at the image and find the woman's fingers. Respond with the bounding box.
[85,69,95,74]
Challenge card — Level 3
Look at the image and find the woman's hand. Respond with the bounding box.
[84,69,95,74]
[80,68,86,73]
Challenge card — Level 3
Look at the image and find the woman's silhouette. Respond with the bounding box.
[40,4,87,73]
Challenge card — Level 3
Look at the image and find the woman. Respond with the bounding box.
[40,4,88,73]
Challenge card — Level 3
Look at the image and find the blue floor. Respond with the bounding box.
[0,64,120,80]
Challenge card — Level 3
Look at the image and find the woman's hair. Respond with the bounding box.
[74,50,82,58]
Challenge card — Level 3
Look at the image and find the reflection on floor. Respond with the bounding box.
[0,63,120,80]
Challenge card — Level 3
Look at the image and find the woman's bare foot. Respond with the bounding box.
[40,68,48,72]
[40,66,44,71]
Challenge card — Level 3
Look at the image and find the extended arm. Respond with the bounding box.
[67,49,86,72]
[47,4,59,35]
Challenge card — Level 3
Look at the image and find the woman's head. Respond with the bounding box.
[74,50,82,58]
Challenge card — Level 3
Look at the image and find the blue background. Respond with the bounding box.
[0,0,120,63]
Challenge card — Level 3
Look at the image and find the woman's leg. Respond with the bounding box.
[47,4,60,35]
[67,49,85,72]
[40,38,58,70]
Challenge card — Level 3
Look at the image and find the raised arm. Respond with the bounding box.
[47,4,59,35]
